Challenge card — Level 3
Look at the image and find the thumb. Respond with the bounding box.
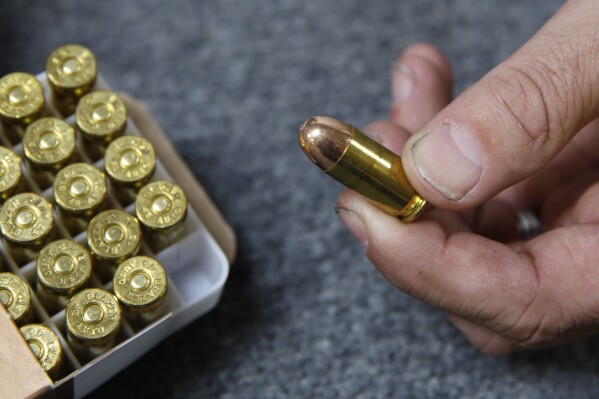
[402,0,599,210]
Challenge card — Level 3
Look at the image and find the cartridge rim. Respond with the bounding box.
[0,273,31,323]
[0,146,22,199]
[46,44,97,92]
[37,239,92,295]
[0,193,53,245]
[53,163,106,216]
[87,209,141,263]
[19,324,62,373]
[135,180,187,231]
[113,256,167,311]
[23,117,76,170]
[0,72,45,123]
[75,90,127,142]
[105,136,156,187]
[66,288,121,343]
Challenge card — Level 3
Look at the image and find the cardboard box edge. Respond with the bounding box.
[0,305,53,399]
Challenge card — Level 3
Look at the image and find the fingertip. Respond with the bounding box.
[336,189,390,253]
[336,189,383,224]
[336,189,407,245]
[391,43,453,132]
[401,129,474,212]
[363,120,411,154]
[401,43,453,83]
[337,189,446,285]
[336,187,359,209]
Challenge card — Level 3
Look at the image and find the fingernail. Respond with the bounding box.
[335,207,368,248]
[392,63,414,103]
[411,123,482,200]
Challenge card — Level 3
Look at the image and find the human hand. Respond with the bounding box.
[336,0,599,354]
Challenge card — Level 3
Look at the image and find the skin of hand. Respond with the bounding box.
[336,0,599,354]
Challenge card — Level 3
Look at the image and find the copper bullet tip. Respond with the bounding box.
[298,116,353,171]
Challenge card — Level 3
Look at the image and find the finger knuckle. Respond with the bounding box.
[487,65,555,154]
[485,36,586,159]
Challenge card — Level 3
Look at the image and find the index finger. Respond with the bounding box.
[336,189,599,345]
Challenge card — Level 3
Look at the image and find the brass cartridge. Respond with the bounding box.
[299,116,427,222]
[0,272,32,325]
[113,256,167,327]
[87,209,141,278]
[0,146,23,201]
[135,180,187,251]
[53,163,107,234]
[104,135,155,196]
[0,72,46,144]
[0,193,54,264]
[36,239,92,314]
[66,288,121,359]
[20,324,63,376]
[75,90,127,160]
[46,44,97,116]
[23,117,76,188]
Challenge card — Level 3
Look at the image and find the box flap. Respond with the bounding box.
[0,306,52,399]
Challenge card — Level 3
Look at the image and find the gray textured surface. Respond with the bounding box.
[2,1,597,398]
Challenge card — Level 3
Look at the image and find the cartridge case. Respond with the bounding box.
[66,288,121,359]
[326,127,426,220]
[135,180,187,251]
[0,193,54,264]
[23,117,76,188]
[46,44,97,116]
[0,72,46,144]
[104,135,156,204]
[299,116,427,222]
[36,239,92,314]
[113,256,167,328]
[0,146,23,201]
[20,324,63,377]
[87,209,141,280]
[75,90,127,160]
[53,163,107,234]
[0,272,32,325]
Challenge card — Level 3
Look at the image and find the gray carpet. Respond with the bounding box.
[2,1,597,398]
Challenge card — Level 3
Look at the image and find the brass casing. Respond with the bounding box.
[66,288,121,358]
[0,72,45,127]
[75,90,127,143]
[0,193,54,247]
[326,127,426,222]
[104,135,156,189]
[46,44,97,116]
[113,256,167,326]
[135,180,187,250]
[0,272,32,325]
[0,146,23,200]
[36,239,92,313]
[23,117,76,172]
[53,163,107,217]
[87,209,141,266]
[19,324,63,375]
